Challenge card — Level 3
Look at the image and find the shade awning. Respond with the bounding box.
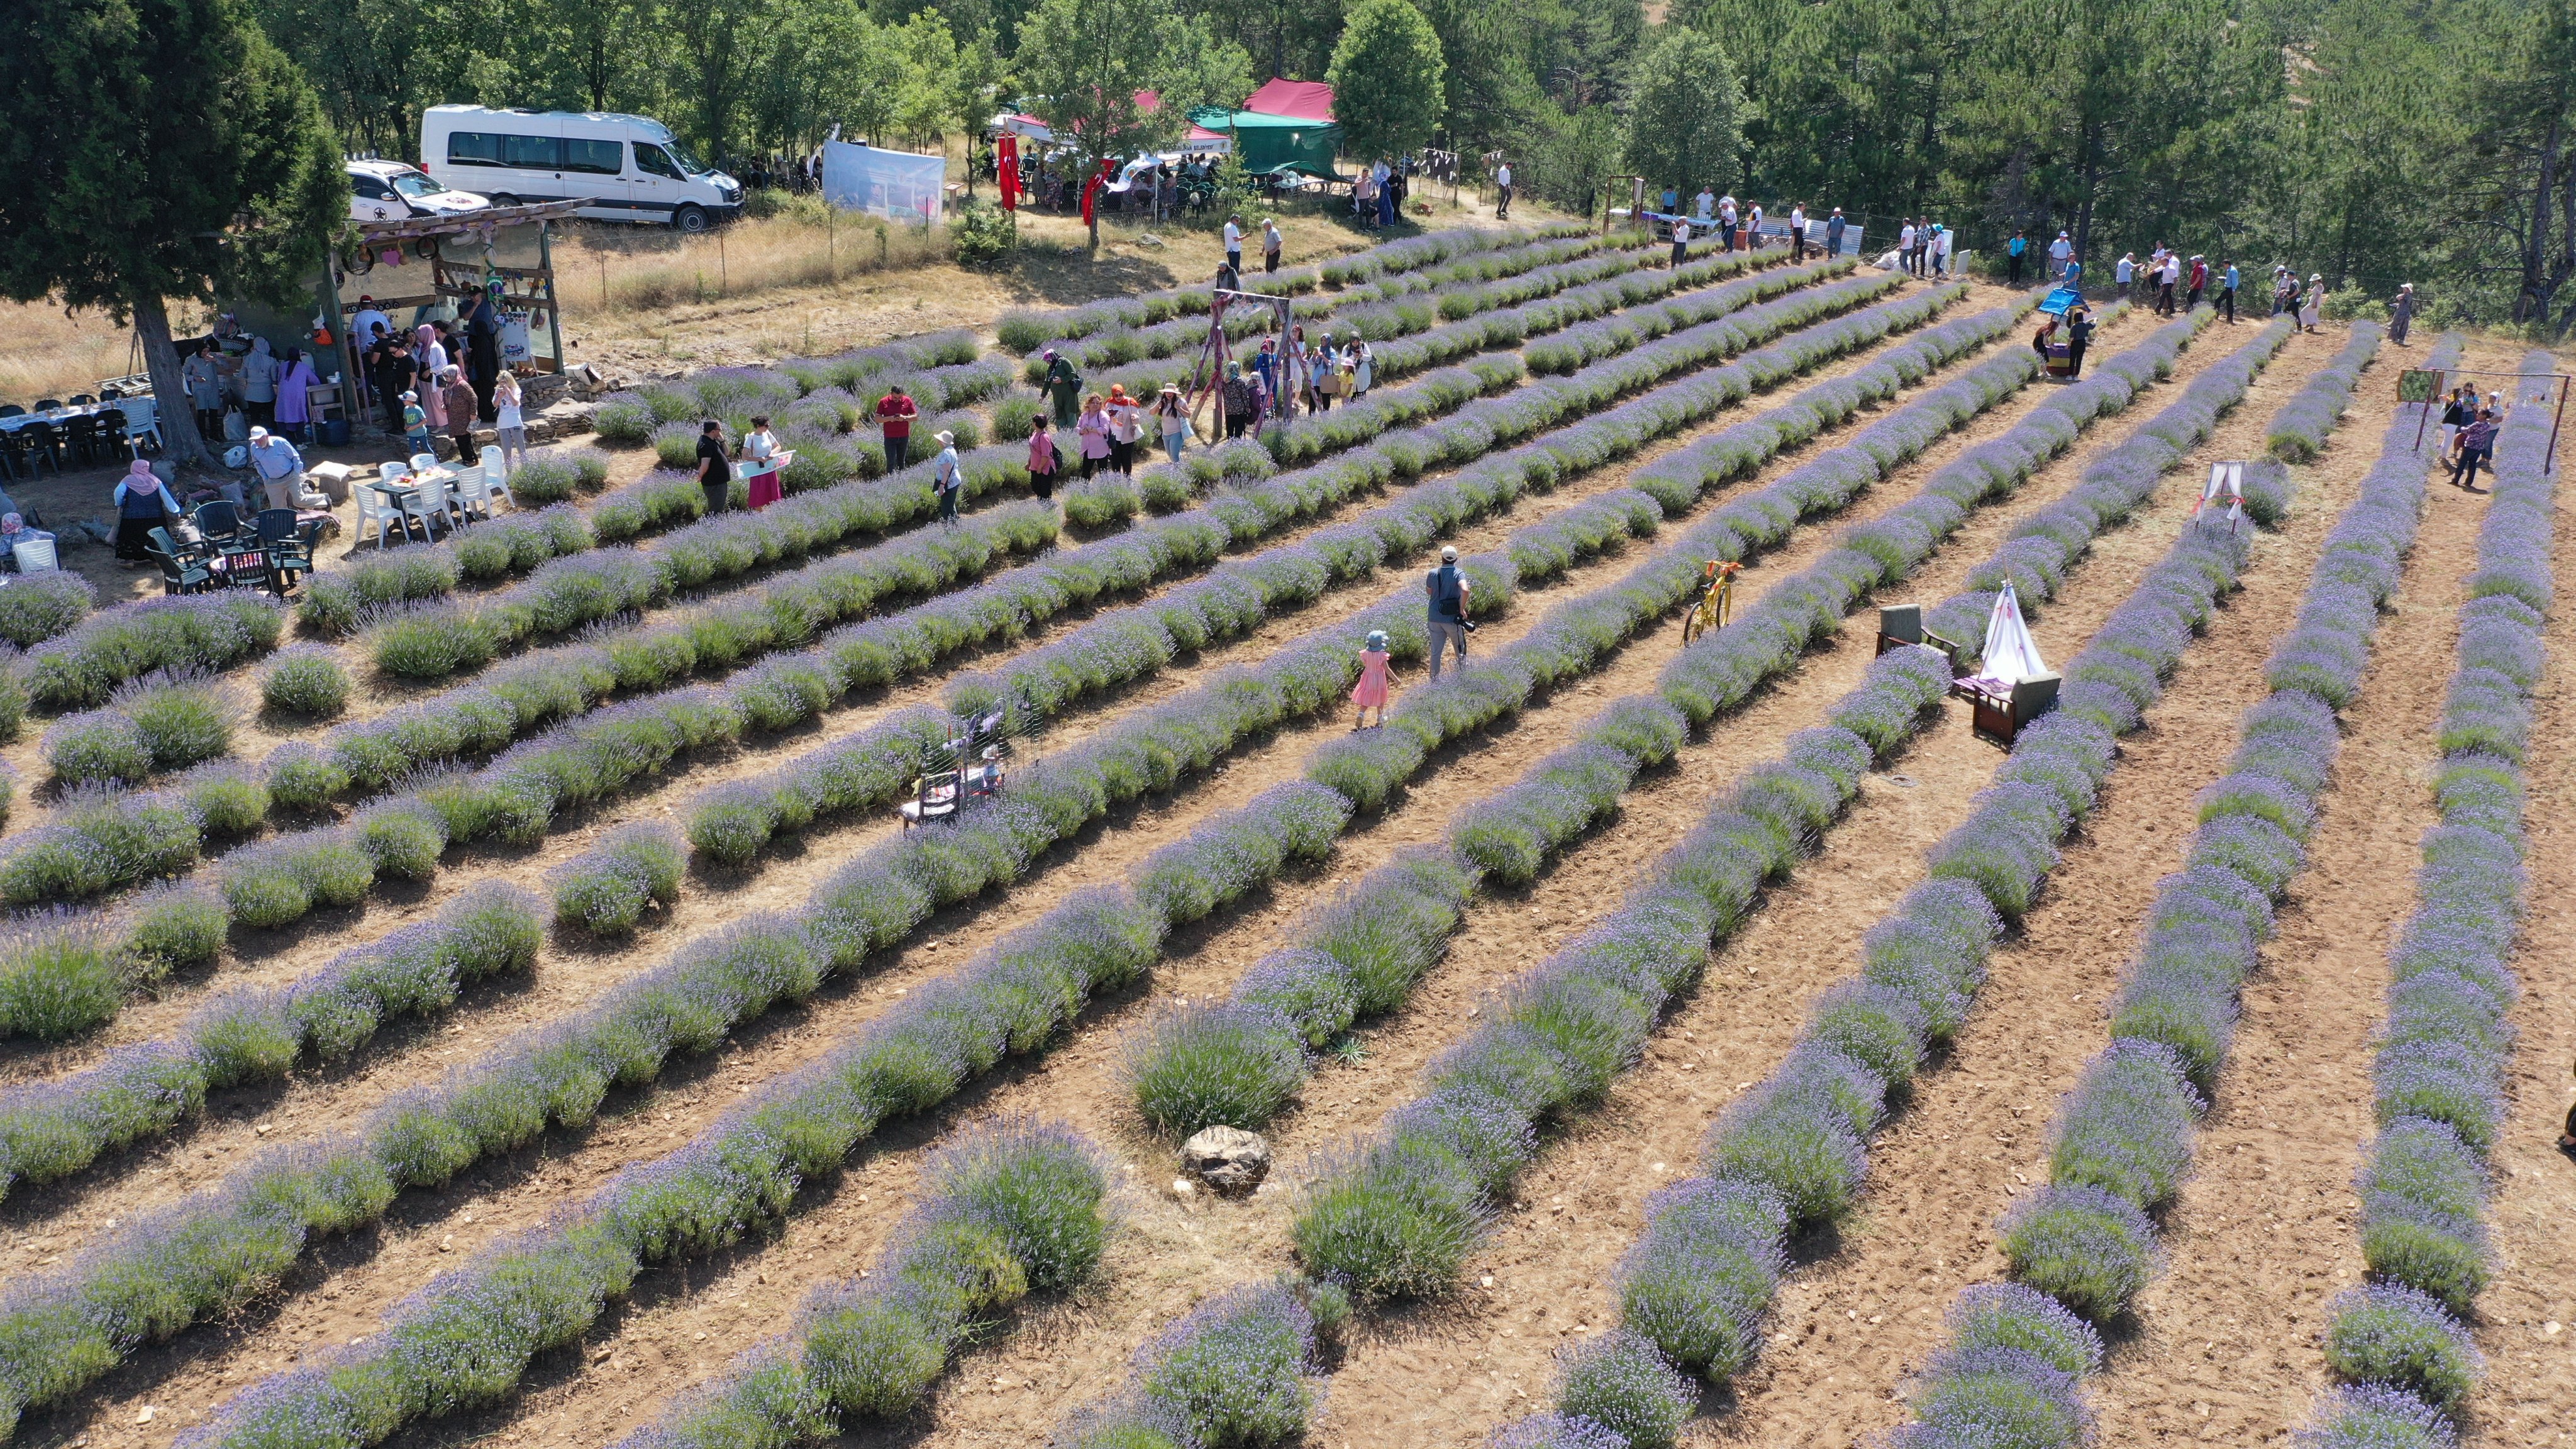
[1244,78,1335,121]
[1185,107,1343,179]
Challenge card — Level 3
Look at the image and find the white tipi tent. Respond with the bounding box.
[1979,579,2048,686]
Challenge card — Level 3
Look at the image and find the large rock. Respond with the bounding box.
[1180,1126,1270,1194]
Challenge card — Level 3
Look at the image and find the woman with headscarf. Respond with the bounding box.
[441,366,480,460]
[182,341,225,440]
[2299,274,2324,332]
[274,347,318,443]
[113,460,182,567]
[461,292,504,418]
[1222,362,1255,439]
[413,325,450,430]
[0,512,57,572]
[1351,339,1374,399]
[239,336,280,428]
[1043,348,1084,428]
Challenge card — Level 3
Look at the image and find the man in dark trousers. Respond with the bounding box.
[696,419,733,515]
[1425,543,1471,680]
[2064,305,2094,380]
[460,292,504,420]
[875,382,919,472]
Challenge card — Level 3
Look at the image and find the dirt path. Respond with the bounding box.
[9,287,2016,1449]
[410,308,2275,1449]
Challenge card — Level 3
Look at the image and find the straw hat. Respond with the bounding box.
[935,430,955,446]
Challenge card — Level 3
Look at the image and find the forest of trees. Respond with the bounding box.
[243,0,2576,334]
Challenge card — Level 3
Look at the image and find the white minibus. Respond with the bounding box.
[421,106,744,232]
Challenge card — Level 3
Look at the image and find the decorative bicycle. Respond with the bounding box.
[1680,559,1743,645]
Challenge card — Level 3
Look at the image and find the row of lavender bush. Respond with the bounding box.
[2299,345,2548,1449]
[21,592,286,713]
[1527,450,2302,1449]
[0,269,1887,931]
[587,330,982,443]
[150,284,1995,1449]
[1865,332,2424,1449]
[1118,292,2068,1137]
[0,282,1970,1426]
[0,572,95,654]
[608,1117,1118,1449]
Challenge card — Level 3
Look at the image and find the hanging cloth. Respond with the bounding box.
[2191,460,2246,529]
[997,135,1019,211]
[1980,579,2049,686]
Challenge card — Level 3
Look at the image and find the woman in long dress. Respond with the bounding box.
[2299,274,2324,332]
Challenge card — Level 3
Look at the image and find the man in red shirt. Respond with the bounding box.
[876,384,919,472]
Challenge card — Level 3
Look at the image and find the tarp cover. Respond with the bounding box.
[1980,579,2049,686]
[1185,107,1343,179]
[822,140,945,221]
[1243,78,1335,121]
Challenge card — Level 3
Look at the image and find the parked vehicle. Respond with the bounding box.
[420,106,745,232]
[347,158,489,223]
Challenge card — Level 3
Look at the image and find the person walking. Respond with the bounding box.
[1025,416,1060,501]
[1934,224,1953,278]
[274,347,318,445]
[2390,283,2416,345]
[1155,386,1189,464]
[373,331,412,431]
[2219,261,2240,323]
[2440,386,2473,453]
[1825,206,1845,258]
[111,459,183,567]
[931,430,963,521]
[695,419,732,516]
[877,382,919,472]
[2065,304,2093,380]
[492,370,528,469]
[2006,230,2029,286]
[2186,255,2208,309]
[1493,159,1513,218]
[1669,213,1692,269]
[441,365,480,460]
[2299,273,2325,331]
[1223,214,1243,275]
[413,325,450,431]
[1349,628,1397,730]
[2155,252,2179,316]
[1263,217,1283,274]
[1043,348,1084,428]
[1350,338,1375,399]
[1075,394,1112,478]
[461,291,504,419]
[1746,201,1765,250]
[2450,409,2498,491]
[1425,543,1471,680]
[2048,230,2073,279]
[2275,267,2300,318]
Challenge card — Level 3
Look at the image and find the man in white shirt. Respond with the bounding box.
[1494,160,1513,218]
[2116,253,2137,299]
[1897,220,1916,273]
[2048,231,2073,277]
[1669,214,1692,268]
[1788,204,1807,258]
[1719,196,1738,250]
[1262,217,1282,273]
[1694,187,1715,221]
[1746,202,1763,248]
[1223,216,1242,274]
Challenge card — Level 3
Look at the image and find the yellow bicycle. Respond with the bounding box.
[1680,559,1743,645]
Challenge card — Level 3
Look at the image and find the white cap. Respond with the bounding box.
[1441,545,1458,562]
[247,427,271,441]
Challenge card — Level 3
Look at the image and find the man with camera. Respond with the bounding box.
[1426,543,1473,680]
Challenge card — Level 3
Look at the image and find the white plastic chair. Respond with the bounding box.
[12,538,58,573]
[356,479,401,548]
[119,397,164,454]
[448,464,489,521]
[409,452,440,475]
[479,446,513,508]
[400,475,454,537]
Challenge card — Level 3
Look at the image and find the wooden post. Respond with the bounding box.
[540,221,566,376]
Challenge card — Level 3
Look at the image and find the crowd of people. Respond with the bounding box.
[351,290,521,462]
[1656,189,1855,261]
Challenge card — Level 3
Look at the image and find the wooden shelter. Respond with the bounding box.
[323,199,584,418]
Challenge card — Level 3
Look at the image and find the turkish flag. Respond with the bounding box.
[997,135,1018,211]
[1082,171,1101,225]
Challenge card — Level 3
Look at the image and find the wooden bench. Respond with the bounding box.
[1958,671,2061,748]
[1874,604,1965,674]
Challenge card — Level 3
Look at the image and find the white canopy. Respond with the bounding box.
[1980,579,2049,685]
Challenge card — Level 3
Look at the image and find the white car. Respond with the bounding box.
[421,106,744,232]
[347,159,490,223]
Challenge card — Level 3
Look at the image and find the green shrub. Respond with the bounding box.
[260,646,352,718]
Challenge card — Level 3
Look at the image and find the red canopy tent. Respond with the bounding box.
[1243,79,1336,122]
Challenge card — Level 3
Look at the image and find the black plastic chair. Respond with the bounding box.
[66,394,94,408]
[93,410,129,462]
[98,388,123,402]
[253,508,313,592]
[32,400,60,413]
[192,499,242,541]
[0,404,23,418]
[146,527,211,594]
[62,416,103,469]
[14,421,62,478]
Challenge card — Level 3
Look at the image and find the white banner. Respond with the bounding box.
[821,141,947,223]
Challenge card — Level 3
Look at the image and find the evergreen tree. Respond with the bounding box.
[1329,0,1449,162]
[0,0,347,470]
[1624,25,1746,204]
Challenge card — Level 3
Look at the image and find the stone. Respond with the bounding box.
[1180,1126,1270,1194]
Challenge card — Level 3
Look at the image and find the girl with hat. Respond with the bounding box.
[1350,628,1397,730]
[1105,384,1143,475]
[1155,385,1189,464]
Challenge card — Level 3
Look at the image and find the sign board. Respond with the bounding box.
[821,141,947,223]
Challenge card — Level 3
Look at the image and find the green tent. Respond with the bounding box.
[1188,107,1343,180]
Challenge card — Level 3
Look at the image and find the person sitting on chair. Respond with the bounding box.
[0,513,57,571]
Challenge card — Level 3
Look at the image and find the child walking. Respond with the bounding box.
[1350,628,1397,730]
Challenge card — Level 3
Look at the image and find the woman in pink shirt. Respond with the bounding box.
[1075,393,1113,479]
[1349,628,1396,729]
[1026,416,1060,501]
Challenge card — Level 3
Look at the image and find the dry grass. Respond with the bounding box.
[553,209,956,321]
[0,297,190,405]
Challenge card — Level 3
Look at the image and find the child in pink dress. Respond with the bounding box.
[1350,628,1395,729]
